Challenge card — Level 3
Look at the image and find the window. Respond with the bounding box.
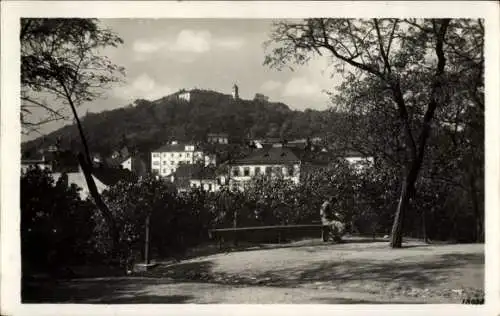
[232,167,240,177]
[170,153,174,157]
[255,167,261,175]
[162,168,167,174]
[208,184,212,191]
[152,153,160,158]
[265,167,272,175]
[153,161,160,166]
[283,167,289,176]
[163,161,167,165]
[243,167,250,176]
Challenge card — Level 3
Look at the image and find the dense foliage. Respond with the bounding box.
[265,18,484,247]
[21,167,96,275]
[22,90,340,159]
[21,154,483,275]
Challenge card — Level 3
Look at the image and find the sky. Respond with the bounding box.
[23,18,342,141]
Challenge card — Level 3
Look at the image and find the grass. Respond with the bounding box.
[23,237,484,304]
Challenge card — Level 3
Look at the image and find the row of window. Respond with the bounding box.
[232,166,296,177]
[190,182,214,191]
[152,152,202,158]
[152,159,202,166]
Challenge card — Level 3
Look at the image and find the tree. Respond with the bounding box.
[21,18,125,258]
[21,167,95,274]
[264,18,483,247]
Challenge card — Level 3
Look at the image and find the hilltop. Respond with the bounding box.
[22,89,336,159]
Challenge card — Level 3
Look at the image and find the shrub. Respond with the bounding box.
[95,176,215,268]
[21,167,95,275]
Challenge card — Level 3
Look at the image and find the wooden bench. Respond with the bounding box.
[208,224,324,249]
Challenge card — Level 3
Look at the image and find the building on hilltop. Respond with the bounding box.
[151,141,216,178]
[178,89,191,102]
[254,93,269,102]
[232,84,239,100]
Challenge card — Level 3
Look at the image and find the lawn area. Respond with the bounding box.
[23,238,484,304]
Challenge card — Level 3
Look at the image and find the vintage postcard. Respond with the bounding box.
[1,1,499,315]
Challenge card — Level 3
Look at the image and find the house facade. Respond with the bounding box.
[120,155,148,177]
[207,133,229,145]
[21,157,52,174]
[228,147,301,191]
[151,141,216,178]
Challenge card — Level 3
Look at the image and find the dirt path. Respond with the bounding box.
[23,240,484,304]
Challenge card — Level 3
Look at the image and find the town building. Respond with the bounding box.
[228,147,302,191]
[171,164,221,193]
[151,141,216,178]
[207,133,229,145]
[120,154,148,178]
[21,155,52,174]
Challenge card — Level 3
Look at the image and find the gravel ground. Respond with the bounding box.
[23,239,484,304]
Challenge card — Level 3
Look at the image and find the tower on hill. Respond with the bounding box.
[232,84,239,100]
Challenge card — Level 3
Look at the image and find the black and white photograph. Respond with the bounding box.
[1,1,499,314]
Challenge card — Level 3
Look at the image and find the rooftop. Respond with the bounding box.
[231,147,301,165]
[153,142,200,153]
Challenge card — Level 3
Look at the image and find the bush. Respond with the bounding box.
[95,176,216,268]
[21,167,96,275]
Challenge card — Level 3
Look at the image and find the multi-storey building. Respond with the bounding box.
[228,147,302,191]
[151,141,216,177]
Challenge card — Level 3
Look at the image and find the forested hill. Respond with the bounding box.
[22,89,335,158]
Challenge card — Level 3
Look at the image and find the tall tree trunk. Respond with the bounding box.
[389,19,450,249]
[390,178,411,247]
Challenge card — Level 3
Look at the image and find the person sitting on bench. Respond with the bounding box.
[320,197,345,242]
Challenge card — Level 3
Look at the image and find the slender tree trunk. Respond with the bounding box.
[66,92,119,262]
[422,207,429,243]
[468,172,483,243]
[145,214,151,264]
[77,154,119,259]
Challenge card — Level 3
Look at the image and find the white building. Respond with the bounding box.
[151,141,215,178]
[342,151,375,171]
[228,147,301,191]
[178,90,191,102]
[21,158,52,174]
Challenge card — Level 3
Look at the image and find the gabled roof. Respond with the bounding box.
[50,151,80,173]
[172,164,218,187]
[173,164,216,179]
[231,147,301,165]
[92,166,138,186]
